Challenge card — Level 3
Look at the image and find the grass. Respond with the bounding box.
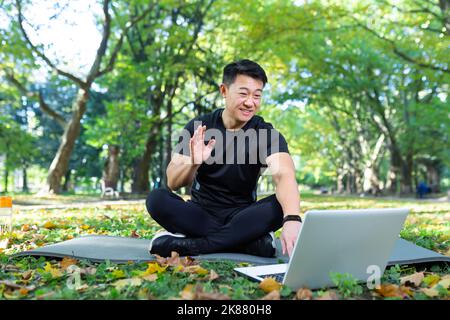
[0,193,449,300]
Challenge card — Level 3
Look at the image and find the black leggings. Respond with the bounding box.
[145,188,284,253]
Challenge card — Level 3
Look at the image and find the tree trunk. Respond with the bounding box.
[22,166,29,192]
[3,167,8,193]
[102,144,120,190]
[131,124,161,193]
[46,89,89,194]
[62,170,71,192]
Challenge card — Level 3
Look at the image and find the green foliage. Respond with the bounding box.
[329,272,363,298]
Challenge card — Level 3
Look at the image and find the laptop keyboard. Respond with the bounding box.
[260,273,285,283]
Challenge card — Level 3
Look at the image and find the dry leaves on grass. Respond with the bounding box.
[60,257,78,270]
[420,275,450,298]
[295,288,313,300]
[180,284,231,300]
[151,252,219,280]
[400,272,424,287]
[374,284,414,299]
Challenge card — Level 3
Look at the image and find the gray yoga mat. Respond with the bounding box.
[10,235,450,266]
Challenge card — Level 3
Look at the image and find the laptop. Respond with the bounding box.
[234,208,409,290]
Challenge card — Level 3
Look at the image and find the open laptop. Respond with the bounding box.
[234,208,409,290]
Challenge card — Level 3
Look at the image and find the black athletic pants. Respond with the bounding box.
[145,188,284,254]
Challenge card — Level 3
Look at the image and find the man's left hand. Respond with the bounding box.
[281,220,302,257]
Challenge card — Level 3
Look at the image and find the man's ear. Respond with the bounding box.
[219,83,228,97]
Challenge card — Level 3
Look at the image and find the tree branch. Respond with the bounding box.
[15,0,86,88]
[354,19,449,74]
[3,70,67,128]
[96,3,154,78]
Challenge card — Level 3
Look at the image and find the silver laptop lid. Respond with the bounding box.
[284,208,409,290]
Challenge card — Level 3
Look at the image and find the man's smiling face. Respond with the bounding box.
[220,74,264,123]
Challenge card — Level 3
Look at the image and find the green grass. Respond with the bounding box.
[0,193,448,300]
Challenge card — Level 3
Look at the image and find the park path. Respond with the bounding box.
[13,198,147,211]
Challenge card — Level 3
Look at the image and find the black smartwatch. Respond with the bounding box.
[282,215,302,225]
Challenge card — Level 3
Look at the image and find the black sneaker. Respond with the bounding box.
[232,232,276,257]
[149,231,200,257]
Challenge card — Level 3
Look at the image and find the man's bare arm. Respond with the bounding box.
[166,154,200,191]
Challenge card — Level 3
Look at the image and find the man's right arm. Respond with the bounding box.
[166,154,200,191]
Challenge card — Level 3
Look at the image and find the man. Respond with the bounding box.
[146,59,301,258]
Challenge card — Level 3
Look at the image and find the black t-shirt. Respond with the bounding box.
[174,108,289,210]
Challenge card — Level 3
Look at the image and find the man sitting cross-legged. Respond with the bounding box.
[146,59,302,258]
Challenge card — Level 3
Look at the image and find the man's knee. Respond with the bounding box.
[145,188,172,219]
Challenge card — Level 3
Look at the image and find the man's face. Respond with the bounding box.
[220,74,264,123]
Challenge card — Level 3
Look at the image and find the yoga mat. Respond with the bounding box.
[10,235,450,266]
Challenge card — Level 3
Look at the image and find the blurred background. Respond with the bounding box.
[0,0,448,199]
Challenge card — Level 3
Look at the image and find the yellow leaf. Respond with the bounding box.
[43,221,57,229]
[113,278,142,291]
[183,265,209,276]
[180,284,196,300]
[144,262,167,275]
[259,277,281,293]
[80,225,90,230]
[21,270,33,280]
[43,262,63,278]
[21,224,30,232]
[173,265,184,273]
[111,269,126,279]
[400,272,424,287]
[437,275,450,289]
[421,287,439,298]
[423,275,440,287]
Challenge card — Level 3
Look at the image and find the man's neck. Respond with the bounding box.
[222,108,246,131]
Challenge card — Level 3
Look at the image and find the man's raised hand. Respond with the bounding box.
[190,125,216,165]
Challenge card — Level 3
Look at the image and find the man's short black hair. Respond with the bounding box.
[222,59,268,87]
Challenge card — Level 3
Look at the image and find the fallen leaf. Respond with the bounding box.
[60,257,78,270]
[209,270,219,281]
[43,221,57,229]
[400,272,424,287]
[420,275,450,298]
[259,277,281,293]
[21,270,33,280]
[43,262,63,278]
[437,275,450,289]
[423,274,440,287]
[80,225,90,230]
[144,262,167,275]
[21,224,30,232]
[182,265,209,276]
[261,290,281,300]
[375,284,412,299]
[296,288,313,300]
[131,230,140,238]
[180,284,196,300]
[76,284,89,292]
[420,287,439,298]
[113,278,142,291]
[110,269,126,279]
